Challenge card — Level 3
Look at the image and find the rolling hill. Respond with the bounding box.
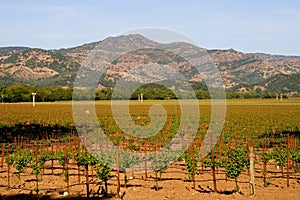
[0,34,299,94]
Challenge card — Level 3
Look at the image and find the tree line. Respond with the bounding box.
[0,84,290,103]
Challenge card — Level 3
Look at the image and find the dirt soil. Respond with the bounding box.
[0,160,299,200]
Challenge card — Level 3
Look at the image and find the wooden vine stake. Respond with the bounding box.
[72,135,76,164]
[7,152,10,188]
[200,139,204,174]
[249,136,255,196]
[262,143,267,187]
[154,142,159,190]
[1,143,5,168]
[144,140,148,180]
[85,151,90,199]
[51,134,54,176]
[191,144,196,189]
[35,138,39,200]
[64,146,69,194]
[279,143,284,177]
[77,151,81,184]
[287,133,290,188]
[77,138,81,184]
[210,134,217,192]
[84,124,87,147]
[121,140,128,189]
[116,145,121,199]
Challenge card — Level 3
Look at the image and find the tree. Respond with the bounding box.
[36,87,54,102]
[6,84,35,102]
[0,84,6,102]
[0,84,5,94]
[54,87,72,101]
[243,91,260,99]
[96,88,113,100]
[195,90,210,99]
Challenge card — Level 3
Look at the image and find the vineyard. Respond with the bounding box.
[0,99,300,200]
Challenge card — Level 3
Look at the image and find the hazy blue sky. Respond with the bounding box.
[0,0,299,55]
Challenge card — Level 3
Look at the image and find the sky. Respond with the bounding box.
[0,0,299,56]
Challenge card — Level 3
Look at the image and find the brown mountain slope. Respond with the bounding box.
[0,34,299,93]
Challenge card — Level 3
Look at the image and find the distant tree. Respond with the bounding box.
[243,91,260,99]
[72,88,94,100]
[226,92,241,99]
[195,90,210,99]
[292,93,300,98]
[6,84,35,102]
[112,89,131,100]
[37,86,72,102]
[47,86,72,101]
[130,84,177,100]
[60,87,72,100]
[190,82,208,91]
[36,87,55,102]
[261,91,276,99]
[96,88,113,100]
[0,84,6,102]
[0,84,5,94]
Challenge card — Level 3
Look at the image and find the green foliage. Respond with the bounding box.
[30,162,43,175]
[131,83,176,100]
[36,86,72,101]
[225,148,248,180]
[150,152,177,174]
[5,154,16,166]
[273,147,287,167]
[14,149,33,174]
[6,84,35,102]
[184,149,199,181]
[0,84,73,102]
[2,53,20,64]
[93,150,113,195]
[259,150,273,164]
[202,157,226,168]
[94,151,115,168]
[264,180,271,187]
[0,47,30,55]
[290,149,300,163]
[39,150,53,164]
[96,88,113,100]
[195,90,210,99]
[95,164,111,182]
[0,84,6,95]
[118,150,141,172]
[264,73,300,93]
[0,82,291,102]
[56,150,72,166]
[74,151,98,167]
[292,92,300,98]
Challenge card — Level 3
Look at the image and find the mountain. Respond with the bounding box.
[0,34,299,94]
[0,48,80,86]
[208,49,300,93]
[0,47,31,55]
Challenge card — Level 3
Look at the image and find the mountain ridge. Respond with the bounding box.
[0,34,299,94]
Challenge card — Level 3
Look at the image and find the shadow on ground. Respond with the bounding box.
[0,193,115,200]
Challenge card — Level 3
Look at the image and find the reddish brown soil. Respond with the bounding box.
[0,159,299,200]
